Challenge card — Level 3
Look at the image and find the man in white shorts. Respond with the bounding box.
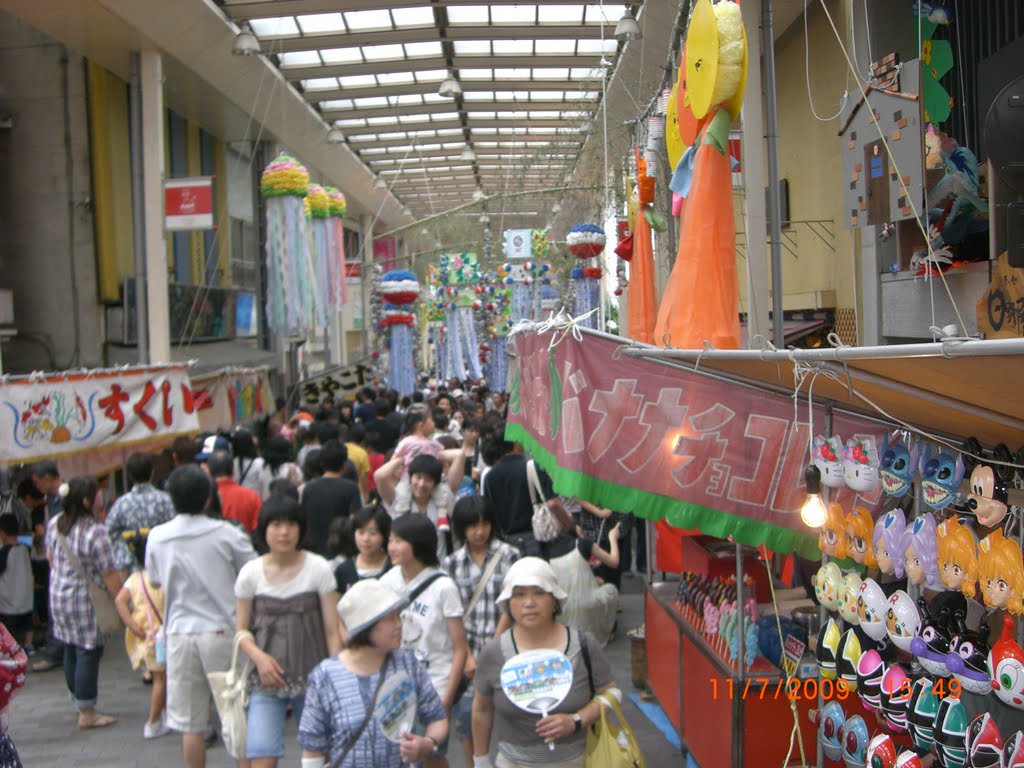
[147,465,256,768]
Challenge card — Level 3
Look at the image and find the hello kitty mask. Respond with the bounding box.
[814,435,846,489]
[842,437,880,492]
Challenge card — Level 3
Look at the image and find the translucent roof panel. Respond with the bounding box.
[249,17,298,37]
[296,13,345,34]
[342,9,393,31]
[446,6,490,24]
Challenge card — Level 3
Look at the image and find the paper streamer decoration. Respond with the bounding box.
[261,155,314,335]
[305,185,331,328]
[487,336,508,392]
[326,187,348,307]
[379,270,420,396]
[567,224,605,330]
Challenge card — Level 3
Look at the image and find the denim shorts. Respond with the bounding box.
[452,688,474,740]
[246,691,305,759]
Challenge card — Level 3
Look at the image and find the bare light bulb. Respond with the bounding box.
[800,494,828,528]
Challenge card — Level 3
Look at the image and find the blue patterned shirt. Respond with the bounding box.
[298,650,445,768]
[104,483,176,570]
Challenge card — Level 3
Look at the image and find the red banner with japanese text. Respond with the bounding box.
[0,365,201,465]
[506,330,887,559]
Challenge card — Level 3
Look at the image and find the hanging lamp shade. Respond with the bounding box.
[374,176,387,190]
[615,9,642,41]
[459,146,477,162]
[232,22,261,55]
[439,75,462,98]
[326,125,345,144]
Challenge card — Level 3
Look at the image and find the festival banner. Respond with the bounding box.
[189,367,274,433]
[506,330,888,558]
[0,365,200,465]
[298,359,374,406]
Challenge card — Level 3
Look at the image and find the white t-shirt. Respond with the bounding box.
[0,544,33,614]
[234,551,336,601]
[380,566,463,697]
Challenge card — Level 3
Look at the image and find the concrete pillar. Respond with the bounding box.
[140,49,170,363]
[740,0,771,347]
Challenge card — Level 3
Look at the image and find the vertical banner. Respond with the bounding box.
[374,236,398,272]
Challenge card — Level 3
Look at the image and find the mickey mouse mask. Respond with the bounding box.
[967,463,1010,527]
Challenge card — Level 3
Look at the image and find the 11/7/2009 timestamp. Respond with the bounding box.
[708,677,852,701]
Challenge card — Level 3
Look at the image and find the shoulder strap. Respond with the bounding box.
[463,544,507,618]
[578,628,595,698]
[139,574,164,625]
[55,521,91,584]
[406,571,445,605]
[338,652,392,765]
[525,460,544,506]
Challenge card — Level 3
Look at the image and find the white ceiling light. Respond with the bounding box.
[479,213,490,224]
[472,186,486,200]
[402,206,412,216]
[438,74,463,98]
[326,125,345,144]
[551,202,562,214]
[459,145,477,162]
[374,176,387,190]
[580,119,594,134]
[614,9,642,42]
[232,22,261,56]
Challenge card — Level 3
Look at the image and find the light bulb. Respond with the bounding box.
[800,493,828,528]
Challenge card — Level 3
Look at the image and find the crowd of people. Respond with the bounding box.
[0,379,647,768]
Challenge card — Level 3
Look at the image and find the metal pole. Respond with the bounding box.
[128,52,148,364]
[762,0,785,347]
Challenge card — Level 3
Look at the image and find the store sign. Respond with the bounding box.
[781,635,806,677]
[507,330,887,545]
[189,367,273,433]
[299,360,374,405]
[0,366,200,464]
[504,229,532,259]
[165,177,214,231]
[977,252,1024,339]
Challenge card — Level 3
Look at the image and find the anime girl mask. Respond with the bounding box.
[911,600,953,678]
[903,513,939,588]
[906,677,940,752]
[967,462,1010,527]
[819,502,848,559]
[885,591,921,653]
[978,529,1024,615]
[840,714,868,768]
[818,700,846,761]
[934,696,968,768]
[813,434,846,488]
[1005,731,1024,768]
[857,578,890,641]
[919,444,966,510]
[837,572,862,625]
[812,562,843,612]
[874,510,907,578]
[845,506,877,568]
[946,616,993,695]
[880,433,919,498]
[880,664,911,732]
[937,516,979,598]
[856,649,885,710]
[989,614,1024,710]
[837,629,862,691]
[865,733,898,768]
[965,713,1003,768]
[842,437,880,492]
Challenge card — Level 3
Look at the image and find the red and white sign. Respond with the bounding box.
[165,176,214,231]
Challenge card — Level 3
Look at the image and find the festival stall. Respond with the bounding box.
[505,322,1024,768]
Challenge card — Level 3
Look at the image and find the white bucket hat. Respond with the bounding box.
[337,579,407,638]
[496,557,569,610]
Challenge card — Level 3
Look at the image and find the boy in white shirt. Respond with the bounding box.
[0,515,34,652]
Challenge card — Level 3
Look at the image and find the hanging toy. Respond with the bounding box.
[886,591,922,652]
[937,516,979,599]
[845,505,878,568]
[842,436,880,492]
[946,612,993,695]
[920,445,966,510]
[988,614,1024,710]
[566,224,605,330]
[840,714,869,768]
[260,154,314,335]
[818,502,848,558]
[378,270,420,397]
[911,600,955,678]
[965,713,1003,768]
[813,435,846,488]
[978,529,1024,614]
[903,513,939,588]
[907,677,941,753]
[880,432,920,497]
[874,509,907,578]
[934,695,969,768]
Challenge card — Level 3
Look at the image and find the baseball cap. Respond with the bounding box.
[195,435,231,462]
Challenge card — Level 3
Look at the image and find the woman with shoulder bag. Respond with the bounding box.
[471,558,617,768]
[45,476,123,730]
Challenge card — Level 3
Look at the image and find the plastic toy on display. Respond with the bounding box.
[920,446,966,510]
[886,591,922,652]
[988,614,1024,709]
[906,677,941,752]
[934,695,968,768]
[881,433,920,497]
[1005,731,1024,768]
[866,733,899,768]
[837,572,863,625]
[978,529,1024,614]
[858,578,892,642]
[816,700,845,761]
[818,502,848,558]
[895,752,924,768]
[836,629,862,691]
[879,664,911,732]
[842,436,881,492]
[946,614,993,695]
[937,516,979,598]
[845,505,878,567]
[965,713,1003,768]
[967,462,1012,527]
[903,513,940,588]
[875,510,908,577]
[840,714,869,768]
[814,435,847,489]
[812,562,843,611]
[911,600,955,677]
[817,618,841,679]
[856,649,885,710]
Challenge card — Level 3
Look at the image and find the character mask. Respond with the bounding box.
[903,513,939,588]
[906,677,940,752]
[813,434,846,488]
[919,445,966,510]
[880,433,919,497]
[989,614,1024,710]
[967,463,1010,527]
[817,618,841,680]
[894,752,923,768]
[837,629,862,691]
[837,572,862,625]
[946,615,993,695]
[874,510,907,578]
[812,562,843,612]
[910,600,953,678]
[842,436,880,492]
[840,714,868,768]
[845,506,877,568]
[934,696,968,768]
[879,664,910,733]
[865,733,898,768]
[886,590,921,653]
[856,649,885,711]
[1004,730,1024,768]
[819,502,848,558]
[857,578,890,641]
[978,529,1024,615]
[965,713,1003,768]
[818,701,845,762]
[937,516,979,598]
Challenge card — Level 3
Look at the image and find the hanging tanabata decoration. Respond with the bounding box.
[654,0,746,349]
[261,155,314,335]
[434,254,484,382]
[379,270,420,397]
[566,224,605,329]
[325,187,348,308]
[304,185,332,329]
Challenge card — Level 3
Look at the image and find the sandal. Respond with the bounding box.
[78,713,118,730]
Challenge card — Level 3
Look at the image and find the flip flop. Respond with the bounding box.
[79,714,118,730]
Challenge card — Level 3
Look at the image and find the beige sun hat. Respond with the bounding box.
[337,579,407,637]
[496,557,569,610]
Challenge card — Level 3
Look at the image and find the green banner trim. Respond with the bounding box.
[505,421,821,561]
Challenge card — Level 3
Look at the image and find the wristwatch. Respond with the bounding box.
[572,713,583,733]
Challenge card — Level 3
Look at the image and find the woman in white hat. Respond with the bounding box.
[471,558,617,768]
[298,579,449,768]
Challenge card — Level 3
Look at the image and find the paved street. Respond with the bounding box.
[8,576,681,766]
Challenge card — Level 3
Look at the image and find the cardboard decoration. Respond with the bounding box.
[684,0,719,121]
[373,672,418,742]
[676,49,703,148]
[665,80,686,171]
[976,252,1024,339]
